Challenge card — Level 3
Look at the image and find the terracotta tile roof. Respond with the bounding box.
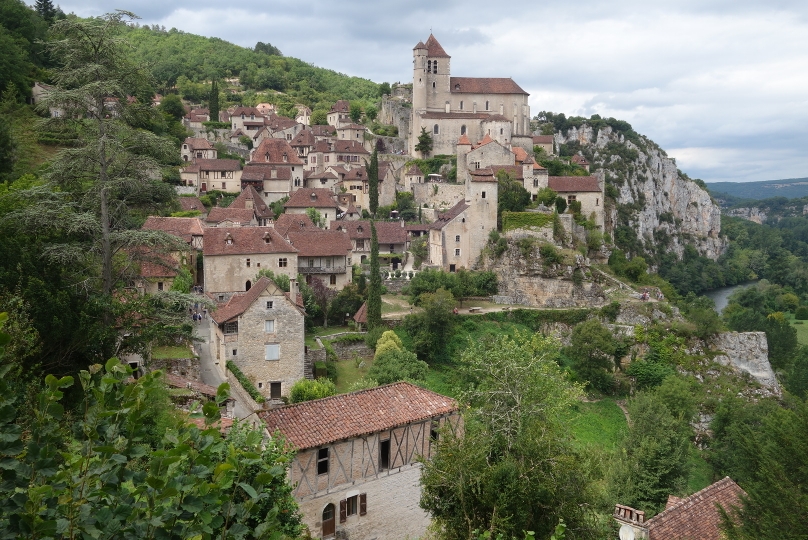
[203,227,297,256]
[139,250,179,278]
[337,123,365,131]
[241,164,291,182]
[457,134,471,146]
[231,106,265,118]
[405,224,430,232]
[165,373,218,397]
[645,477,745,540]
[179,196,206,213]
[547,176,600,193]
[424,34,451,58]
[311,125,335,137]
[205,207,255,225]
[533,135,554,144]
[284,188,339,209]
[353,301,367,324]
[182,163,201,174]
[265,114,298,132]
[490,165,524,180]
[469,167,497,182]
[188,416,233,433]
[332,220,407,244]
[229,186,274,219]
[512,147,529,163]
[251,138,304,165]
[482,114,510,122]
[259,381,458,450]
[571,154,589,166]
[141,217,204,244]
[195,159,241,172]
[312,140,332,153]
[185,108,209,120]
[306,170,338,180]
[450,77,528,95]
[210,277,286,324]
[430,200,469,229]
[291,129,315,147]
[333,139,369,155]
[274,213,316,237]
[472,133,496,149]
[183,137,215,151]
[330,100,350,113]
[405,164,424,176]
[286,229,353,257]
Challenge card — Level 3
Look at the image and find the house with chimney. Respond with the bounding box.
[181,137,217,162]
[203,227,298,296]
[258,382,461,540]
[137,216,204,292]
[209,276,306,401]
[228,185,275,226]
[181,159,242,193]
[246,138,306,198]
[547,175,605,229]
[286,228,354,289]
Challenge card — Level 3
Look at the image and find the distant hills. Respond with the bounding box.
[707,178,808,205]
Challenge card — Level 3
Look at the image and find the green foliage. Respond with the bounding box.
[536,187,558,206]
[226,360,266,403]
[368,147,379,216]
[169,267,193,293]
[367,221,382,329]
[678,292,722,338]
[539,157,588,177]
[410,235,429,268]
[158,93,185,120]
[554,196,567,214]
[600,301,621,322]
[501,211,555,232]
[404,288,455,364]
[374,330,403,358]
[328,283,364,326]
[486,229,508,258]
[305,207,326,228]
[539,243,563,265]
[368,349,429,384]
[497,170,531,227]
[406,155,456,178]
[415,127,433,157]
[784,347,808,399]
[565,320,622,393]
[420,332,598,540]
[0,114,15,181]
[349,101,363,123]
[364,326,385,350]
[797,306,808,321]
[406,269,497,304]
[255,268,290,292]
[289,377,337,403]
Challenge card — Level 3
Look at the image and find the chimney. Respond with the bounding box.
[289,276,297,294]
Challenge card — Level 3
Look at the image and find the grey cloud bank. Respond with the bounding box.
[56,0,808,183]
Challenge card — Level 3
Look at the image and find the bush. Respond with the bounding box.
[226,361,265,403]
[374,330,404,359]
[289,378,337,403]
[539,244,563,265]
[364,326,385,349]
[796,306,808,320]
[332,333,365,344]
[368,349,428,384]
[601,301,621,322]
[501,211,554,232]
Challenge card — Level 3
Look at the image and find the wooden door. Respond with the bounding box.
[322,504,335,538]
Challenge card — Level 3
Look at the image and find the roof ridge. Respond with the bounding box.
[646,477,740,527]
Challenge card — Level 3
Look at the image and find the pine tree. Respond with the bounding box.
[415,127,433,157]
[367,221,382,329]
[209,79,219,123]
[35,0,56,23]
[367,147,379,217]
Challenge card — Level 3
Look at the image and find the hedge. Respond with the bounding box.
[480,308,591,328]
[331,333,366,344]
[502,211,555,232]
[226,360,265,403]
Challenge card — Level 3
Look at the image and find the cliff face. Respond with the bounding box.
[555,125,726,261]
[710,331,780,396]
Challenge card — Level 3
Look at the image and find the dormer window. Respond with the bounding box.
[283,153,288,162]
[263,232,272,244]
[241,114,245,120]
[225,234,234,245]
[310,192,317,200]
[264,152,269,161]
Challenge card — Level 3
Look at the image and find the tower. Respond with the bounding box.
[412,40,428,112]
[423,34,451,111]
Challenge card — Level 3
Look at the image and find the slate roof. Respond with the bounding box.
[645,477,745,540]
[430,200,469,230]
[251,138,304,165]
[205,207,255,226]
[274,213,317,237]
[450,77,528,95]
[203,227,297,256]
[332,221,408,244]
[258,381,458,450]
[284,188,339,209]
[179,196,206,213]
[141,217,204,244]
[424,34,450,58]
[286,229,353,257]
[229,186,274,219]
[547,176,600,193]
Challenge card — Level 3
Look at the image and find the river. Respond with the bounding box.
[703,281,760,313]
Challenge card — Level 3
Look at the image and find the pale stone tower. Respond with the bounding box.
[412,41,428,113]
[466,168,499,251]
[413,34,452,113]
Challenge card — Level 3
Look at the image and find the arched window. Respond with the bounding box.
[433,124,439,134]
[245,280,252,291]
[322,504,336,537]
[434,61,438,74]
[460,125,466,135]
[432,81,436,88]
[427,60,432,73]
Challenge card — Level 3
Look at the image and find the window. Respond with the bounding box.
[157,282,164,291]
[379,439,391,470]
[455,248,461,256]
[460,125,466,135]
[455,235,460,242]
[482,191,486,199]
[330,274,337,285]
[270,382,281,399]
[264,320,275,333]
[433,61,438,74]
[596,198,600,206]
[459,101,463,110]
[534,178,539,187]
[449,264,456,272]
[567,195,577,203]
[322,504,335,537]
[265,344,280,361]
[245,280,251,291]
[427,59,432,73]
[500,128,503,135]
[218,294,225,302]
[473,161,480,169]
[278,258,288,268]
[432,81,436,88]
[485,100,489,111]
[258,382,263,389]
[294,178,301,187]
[224,321,238,335]
[433,124,439,134]
[356,239,365,250]
[317,447,329,475]
[266,300,274,309]
[232,349,237,356]
[246,258,251,267]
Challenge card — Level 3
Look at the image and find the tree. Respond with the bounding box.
[0,115,15,181]
[415,127,433,157]
[367,147,379,216]
[405,287,455,363]
[496,170,531,228]
[365,105,378,122]
[289,378,337,403]
[34,0,56,23]
[309,277,337,328]
[349,101,362,123]
[565,319,619,392]
[305,207,326,228]
[420,332,598,540]
[208,79,219,122]
[374,329,403,358]
[158,93,186,121]
[378,82,391,96]
[367,221,382,329]
[369,349,428,384]
[311,109,328,125]
[255,268,290,292]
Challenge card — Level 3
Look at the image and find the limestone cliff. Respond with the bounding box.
[709,331,780,395]
[555,125,726,261]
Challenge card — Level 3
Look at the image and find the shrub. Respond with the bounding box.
[332,333,365,344]
[539,244,563,265]
[796,306,808,320]
[364,326,385,349]
[289,378,337,403]
[374,330,403,359]
[601,301,621,322]
[368,349,429,385]
[226,361,265,403]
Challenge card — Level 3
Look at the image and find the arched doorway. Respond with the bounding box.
[245,280,252,291]
[322,503,335,537]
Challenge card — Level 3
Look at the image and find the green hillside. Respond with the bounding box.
[707,178,808,201]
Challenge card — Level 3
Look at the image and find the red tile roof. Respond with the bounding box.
[457,134,471,146]
[311,125,335,137]
[165,373,218,397]
[469,167,497,182]
[512,147,529,163]
[424,34,450,58]
[141,217,204,244]
[258,381,458,450]
[413,40,427,50]
[242,164,291,182]
[490,165,524,180]
[139,251,179,278]
[547,176,600,193]
[571,154,589,165]
[203,227,297,256]
[210,277,298,324]
[274,213,317,237]
[231,106,265,118]
[430,200,469,229]
[291,129,315,147]
[183,137,215,151]
[533,135,554,144]
[195,159,241,172]
[353,301,367,324]
[473,133,495,148]
[205,207,255,225]
[284,188,339,209]
[229,186,274,219]
[330,100,350,113]
[251,138,304,165]
[333,139,369,155]
[179,196,206,213]
[645,477,745,540]
[337,123,365,131]
[405,164,424,176]
[286,229,353,257]
[332,220,408,244]
[450,77,528,95]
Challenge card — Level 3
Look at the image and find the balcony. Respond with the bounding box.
[298,266,346,274]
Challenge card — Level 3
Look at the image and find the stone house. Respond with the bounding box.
[283,188,341,228]
[332,220,408,264]
[327,100,351,128]
[296,106,311,126]
[249,138,306,194]
[402,163,424,191]
[457,134,516,182]
[228,185,275,226]
[181,137,217,162]
[306,140,370,173]
[335,163,396,213]
[304,170,340,192]
[258,382,461,540]
[547,176,605,229]
[205,207,257,228]
[273,213,317,237]
[203,227,299,295]
[409,35,531,156]
[184,108,209,129]
[209,276,305,400]
[178,196,207,218]
[571,154,590,172]
[290,129,316,161]
[286,229,354,289]
[336,123,366,143]
[613,477,745,540]
[181,159,242,193]
[230,106,267,134]
[533,135,554,155]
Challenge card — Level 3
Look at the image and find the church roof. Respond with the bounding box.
[420,112,490,120]
[424,34,450,58]
[450,77,528,95]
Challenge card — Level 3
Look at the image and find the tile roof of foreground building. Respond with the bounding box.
[286,229,353,257]
[547,176,600,193]
[284,188,340,209]
[141,217,204,244]
[203,227,297,256]
[259,381,458,450]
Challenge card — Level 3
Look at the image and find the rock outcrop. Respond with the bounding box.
[710,331,780,395]
[555,125,726,261]
[724,207,767,224]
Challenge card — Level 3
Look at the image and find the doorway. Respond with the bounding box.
[322,503,335,537]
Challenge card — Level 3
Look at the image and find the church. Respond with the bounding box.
[409,35,533,156]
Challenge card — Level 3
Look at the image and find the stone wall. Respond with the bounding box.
[710,331,780,395]
[225,369,264,413]
[379,96,411,143]
[412,182,466,210]
[147,357,200,380]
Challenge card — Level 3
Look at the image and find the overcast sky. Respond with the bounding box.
[54,1,808,183]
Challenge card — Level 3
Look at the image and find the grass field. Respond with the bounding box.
[792,320,808,346]
[567,399,627,452]
[152,345,194,359]
[334,356,374,393]
[305,326,353,350]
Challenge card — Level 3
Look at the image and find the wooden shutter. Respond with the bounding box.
[339,499,347,523]
[359,493,367,516]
